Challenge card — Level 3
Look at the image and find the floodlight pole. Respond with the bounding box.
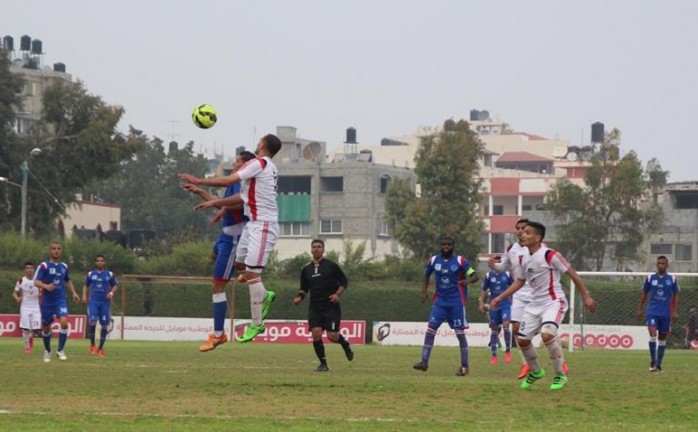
[20,160,28,240]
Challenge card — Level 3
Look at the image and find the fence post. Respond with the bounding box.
[569,279,576,353]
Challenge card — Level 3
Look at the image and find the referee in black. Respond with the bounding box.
[294,239,354,372]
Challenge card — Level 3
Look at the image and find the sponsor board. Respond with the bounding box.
[0,314,86,339]
[115,317,365,344]
[373,322,650,350]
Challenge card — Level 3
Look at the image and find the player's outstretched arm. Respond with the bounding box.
[491,278,524,309]
[566,268,597,312]
[180,183,214,201]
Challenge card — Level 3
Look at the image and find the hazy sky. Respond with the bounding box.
[4,1,697,180]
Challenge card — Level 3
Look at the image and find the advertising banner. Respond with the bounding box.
[0,314,86,339]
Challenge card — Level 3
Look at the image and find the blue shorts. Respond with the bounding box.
[212,233,239,281]
[40,300,69,325]
[88,302,112,326]
[646,314,671,333]
[489,304,511,326]
[428,303,468,330]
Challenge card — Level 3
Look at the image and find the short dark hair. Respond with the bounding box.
[527,221,546,240]
[238,151,256,162]
[262,134,282,156]
[440,236,455,245]
[311,239,325,247]
[516,218,529,226]
[95,254,105,260]
[657,255,668,263]
[24,261,34,267]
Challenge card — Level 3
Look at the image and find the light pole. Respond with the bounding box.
[0,147,42,240]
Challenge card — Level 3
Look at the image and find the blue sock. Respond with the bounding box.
[89,324,97,345]
[57,329,68,351]
[42,330,51,352]
[212,292,227,337]
[657,340,666,367]
[99,327,109,349]
[489,331,499,355]
[649,336,657,364]
[421,327,437,365]
[456,329,469,368]
[504,328,512,351]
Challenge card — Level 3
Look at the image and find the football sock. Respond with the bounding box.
[455,329,469,368]
[649,336,657,364]
[248,279,266,326]
[42,330,51,351]
[89,324,97,345]
[99,327,108,349]
[212,292,227,337]
[57,328,68,352]
[657,340,666,366]
[521,342,541,372]
[545,336,565,375]
[337,334,350,350]
[313,340,327,365]
[421,327,437,365]
[489,330,499,355]
[504,328,512,350]
[22,329,31,349]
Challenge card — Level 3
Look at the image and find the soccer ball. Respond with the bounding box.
[192,104,217,129]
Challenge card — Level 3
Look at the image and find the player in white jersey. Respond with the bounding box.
[12,262,41,353]
[492,221,597,391]
[179,133,282,344]
[488,218,536,378]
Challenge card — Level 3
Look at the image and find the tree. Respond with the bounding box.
[0,48,23,176]
[546,130,665,270]
[1,78,144,236]
[386,119,485,259]
[88,135,212,241]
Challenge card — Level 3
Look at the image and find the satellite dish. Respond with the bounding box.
[302,142,323,161]
[552,146,567,158]
[566,152,578,161]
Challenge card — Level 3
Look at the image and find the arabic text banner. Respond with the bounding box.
[0,314,86,339]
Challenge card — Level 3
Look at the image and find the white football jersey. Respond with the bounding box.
[237,156,279,222]
[495,242,532,302]
[514,246,571,305]
[14,276,40,309]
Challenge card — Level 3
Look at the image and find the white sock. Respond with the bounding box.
[248,280,267,325]
[545,336,565,375]
[22,329,31,349]
[520,342,540,371]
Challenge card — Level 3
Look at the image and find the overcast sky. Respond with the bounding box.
[4,0,697,180]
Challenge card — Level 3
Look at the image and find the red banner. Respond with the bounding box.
[233,320,366,344]
[0,314,86,339]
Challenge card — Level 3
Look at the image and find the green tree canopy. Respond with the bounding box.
[546,129,665,270]
[87,135,212,241]
[386,119,484,259]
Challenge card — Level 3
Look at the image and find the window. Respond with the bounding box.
[280,222,310,237]
[676,244,692,261]
[492,205,504,215]
[278,176,311,194]
[379,219,390,236]
[320,176,343,192]
[522,205,533,211]
[320,219,342,234]
[650,243,672,255]
[380,175,391,194]
[109,221,118,231]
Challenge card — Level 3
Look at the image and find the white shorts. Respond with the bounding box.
[235,220,279,269]
[511,298,528,322]
[20,307,42,330]
[518,298,568,340]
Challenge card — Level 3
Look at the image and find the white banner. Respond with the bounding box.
[373,322,651,350]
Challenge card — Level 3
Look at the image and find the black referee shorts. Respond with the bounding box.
[308,304,342,332]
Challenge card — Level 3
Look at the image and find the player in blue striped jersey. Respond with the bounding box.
[636,255,680,372]
[479,269,513,365]
[82,255,118,357]
[413,236,479,376]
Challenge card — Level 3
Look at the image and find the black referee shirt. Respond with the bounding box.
[300,258,348,307]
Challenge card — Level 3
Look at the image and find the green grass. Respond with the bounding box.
[1,339,696,431]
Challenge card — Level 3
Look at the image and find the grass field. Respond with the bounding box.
[1,339,696,431]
